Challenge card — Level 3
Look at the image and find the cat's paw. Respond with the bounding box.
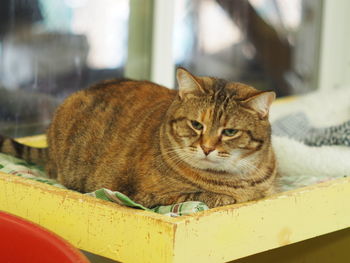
[217,195,236,207]
[206,194,236,208]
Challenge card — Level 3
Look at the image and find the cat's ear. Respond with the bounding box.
[242,91,276,119]
[176,68,204,99]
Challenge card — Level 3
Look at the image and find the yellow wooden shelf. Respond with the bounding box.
[0,135,350,262]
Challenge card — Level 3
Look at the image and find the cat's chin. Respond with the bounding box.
[185,158,232,174]
[199,157,218,164]
[182,156,251,176]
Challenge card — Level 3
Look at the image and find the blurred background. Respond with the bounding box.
[0,0,349,137]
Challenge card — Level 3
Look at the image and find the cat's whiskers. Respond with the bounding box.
[175,147,266,179]
[152,147,190,174]
[234,158,268,181]
[160,145,188,155]
[157,145,264,181]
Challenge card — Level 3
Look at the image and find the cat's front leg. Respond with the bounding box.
[196,192,236,208]
[172,192,236,208]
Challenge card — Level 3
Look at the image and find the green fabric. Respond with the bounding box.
[0,153,64,188]
[0,153,209,217]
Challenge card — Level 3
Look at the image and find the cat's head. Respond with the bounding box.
[164,68,275,174]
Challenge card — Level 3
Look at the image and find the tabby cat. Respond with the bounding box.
[0,68,277,208]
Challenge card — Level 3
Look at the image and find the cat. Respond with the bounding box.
[0,68,277,208]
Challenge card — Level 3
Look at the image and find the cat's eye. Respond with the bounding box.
[190,120,203,130]
[222,129,238,137]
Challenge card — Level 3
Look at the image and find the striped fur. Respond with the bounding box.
[1,69,277,208]
[0,135,47,166]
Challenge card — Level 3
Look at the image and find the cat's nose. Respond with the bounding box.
[201,145,215,156]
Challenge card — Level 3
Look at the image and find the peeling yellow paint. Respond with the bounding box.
[278,227,293,246]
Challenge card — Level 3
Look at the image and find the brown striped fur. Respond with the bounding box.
[0,68,277,208]
[0,135,47,166]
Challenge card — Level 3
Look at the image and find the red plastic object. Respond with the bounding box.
[0,211,90,263]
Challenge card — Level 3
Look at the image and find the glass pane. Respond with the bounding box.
[174,0,321,97]
[0,0,129,137]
